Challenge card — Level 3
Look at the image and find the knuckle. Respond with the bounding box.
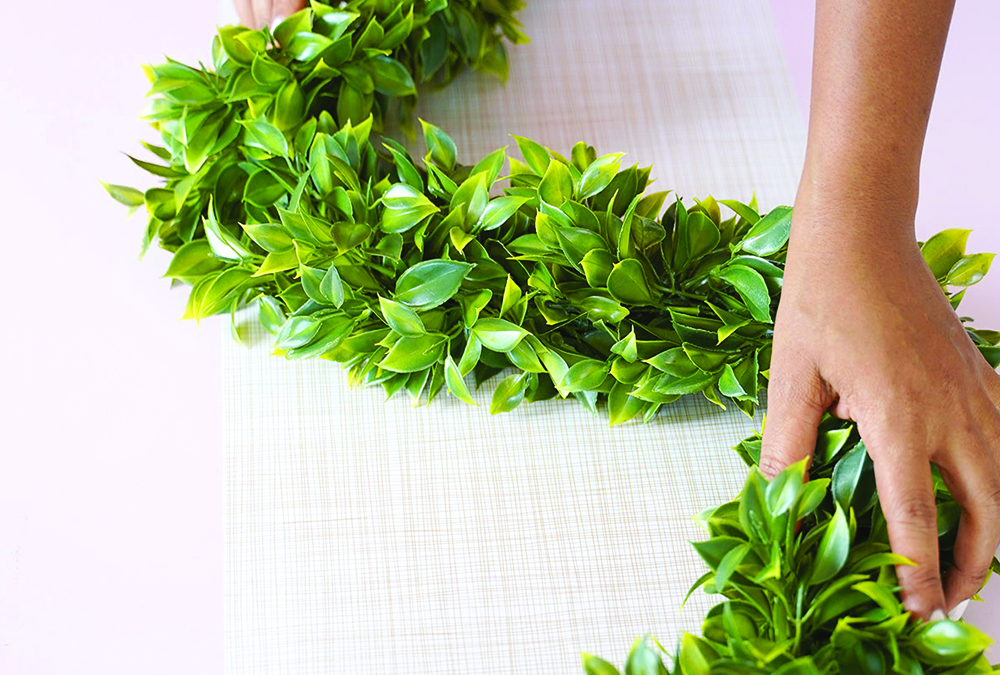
[892,495,938,531]
[977,484,1000,518]
[758,457,788,480]
[953,562,991,590]
[902,560,943,590]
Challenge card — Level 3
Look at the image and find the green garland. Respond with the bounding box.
[104,0,525,256]
[106,113,1000,422]
[584,420,999,674]
[107,5,1000,671]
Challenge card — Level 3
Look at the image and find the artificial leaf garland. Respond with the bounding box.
[108,115,1000,423]
[585,419,1000,674]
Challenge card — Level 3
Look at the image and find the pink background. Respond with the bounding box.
[1,1,997,673]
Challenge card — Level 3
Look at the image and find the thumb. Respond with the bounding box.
[759,349,828,479]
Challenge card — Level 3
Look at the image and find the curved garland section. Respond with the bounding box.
[108,116,999,423]
[107,6,1000,670]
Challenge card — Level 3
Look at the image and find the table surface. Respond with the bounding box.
[1,2,997,674]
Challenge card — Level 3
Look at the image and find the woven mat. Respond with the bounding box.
[223,1,806,672]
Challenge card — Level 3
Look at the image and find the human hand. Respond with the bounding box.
[760,182,1000,620]
[233,0,305,30]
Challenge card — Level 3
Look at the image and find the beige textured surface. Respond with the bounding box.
[224,1,806,672]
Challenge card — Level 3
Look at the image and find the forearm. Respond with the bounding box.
[798,0,955,235]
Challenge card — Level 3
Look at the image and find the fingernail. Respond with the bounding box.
[930,609,947,622]
[948,599,971,621]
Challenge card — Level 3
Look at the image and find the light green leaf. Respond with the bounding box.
[511,135,550,175]
[578,153,624,199]
[946,253,994,287]
[716,265,771,323]
[381,183,440,233]
[420,118,457,170]
[809,503,851,585]
[472,317,528,352]
[394,259,473,310]
[444,355,477,405]
[490,372,528,414]
[378,334,446,373]
[379,296,426,337]
[738,205,792,256]
[478,196,528,231]
[921,229,971,279]
[102,182,145,208]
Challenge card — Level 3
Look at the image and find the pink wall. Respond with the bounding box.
[1,2,997,673]
[0,2,224,673]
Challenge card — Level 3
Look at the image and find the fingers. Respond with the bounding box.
[941,407,1000,610]
[870,438,944,619]
[759,351,828,479]
[234,0,255,27]
[940,451,1000,610]
[251,0,273,29]
[273,0,307,23]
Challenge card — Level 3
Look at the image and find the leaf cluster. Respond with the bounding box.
[103,0,525,252]
[107,113,1000,423]
[584,418,1000,674]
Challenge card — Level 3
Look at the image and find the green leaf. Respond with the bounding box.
[511,135,550,175]
[713,542,749,592]
[582,249,615,287]
[500,276,522,318]
[379,296,426,337]
[364,55,416,96]
[241,117,289,157]
[253,249,299,276]
[809,503,851,585]
[738,468,771,543]
[610,330,638,363]
[817,428,853,464]
[274,315,322,349]
[319,264,345,307]
[490,372,528,414]
[243,223,294,252]
[538,160,574,205]
[479,196,528,231]
[378,334,446,373]
[457,335,482,376]
[472,317,528,352]
[716,265,771,323]
[561,359,609,392]
[382,141,424,192]
[607,259,655,304]
[832,442,872,512]
[420,118,457,170]
[921,229,971,279]
[163,240,226,281]
[578,153,624,199]
[946,253,994,287]
[913,620,992,666]
[394,260,473,310]
[677,633,710,675]
[739,205,792,256]
[582,653,621,675]
[102,182,145,208]
[625,638,669,675]
[381,183,440,233]
[444,355,477,405]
